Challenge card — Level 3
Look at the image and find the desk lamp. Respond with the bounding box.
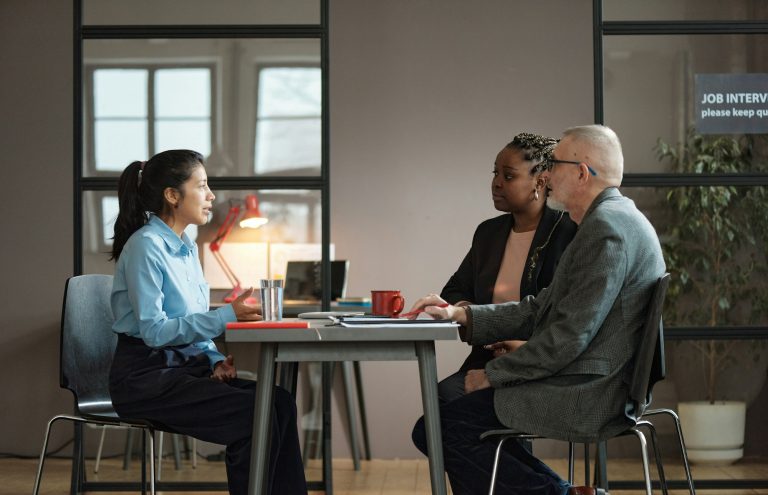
[209,194,268,302]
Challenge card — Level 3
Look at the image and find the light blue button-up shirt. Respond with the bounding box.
[112,215,236,368]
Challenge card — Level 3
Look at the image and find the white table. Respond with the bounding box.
[226,319,458,495]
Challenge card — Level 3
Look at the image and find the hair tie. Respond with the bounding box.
[137,161,146,188]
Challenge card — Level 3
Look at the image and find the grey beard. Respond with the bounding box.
[546,197,568,212]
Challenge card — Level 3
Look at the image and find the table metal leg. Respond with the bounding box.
[322,362,334,494]
[341,361,362,470]
[249,343,277,495]
[415,341,447,495]
[353,361,372,460]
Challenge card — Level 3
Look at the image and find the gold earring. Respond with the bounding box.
[534,189,540,201]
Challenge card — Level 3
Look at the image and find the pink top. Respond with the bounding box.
[492,228,536,304]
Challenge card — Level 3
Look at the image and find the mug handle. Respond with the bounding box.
[392,295,405,316]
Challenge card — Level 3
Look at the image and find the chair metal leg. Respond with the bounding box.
[567,442,575,484]
[353,361,372,460]
[124,428,134,470]
[94,426,107,473]
[148,430,156,495]
[596,441,608,489]
[33,416,64,495]
[488,436,510,495]
[341,361,362,471]
[630,429,653,495]
[156,431,164,480]
[192,437,198,469]
[172,434,182,469]
[638,421,668,495]
[646,408,696,495]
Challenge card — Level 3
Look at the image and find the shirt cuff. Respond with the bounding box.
[217,304,237,325]
[459,305,474,342]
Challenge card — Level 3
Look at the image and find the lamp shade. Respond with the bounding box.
[239,194,268,229]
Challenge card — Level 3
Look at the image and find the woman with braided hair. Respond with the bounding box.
[435,133,577,403]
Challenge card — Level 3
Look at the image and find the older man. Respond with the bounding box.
[410,125,665,495]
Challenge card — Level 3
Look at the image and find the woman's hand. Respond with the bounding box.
[212,355,237,382]
[232,288,262,322]
[484,340,526,358]
[405,293,467,324]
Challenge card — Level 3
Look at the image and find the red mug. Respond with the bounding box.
[371,290,405,317]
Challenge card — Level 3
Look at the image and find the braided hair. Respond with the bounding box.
[505,132,559,175]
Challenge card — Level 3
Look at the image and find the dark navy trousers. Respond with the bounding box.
[412,387,569,495]
[109,335,306,495]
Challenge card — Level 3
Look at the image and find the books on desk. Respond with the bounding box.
[227,321,311,329]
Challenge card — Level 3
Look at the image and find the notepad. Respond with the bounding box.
[226,321,311,329]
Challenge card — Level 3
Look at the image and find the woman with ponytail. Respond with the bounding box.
[109,150,307,495]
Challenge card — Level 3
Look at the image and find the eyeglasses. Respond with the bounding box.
[548,159,598,176]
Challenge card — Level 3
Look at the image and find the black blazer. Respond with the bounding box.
[441,206,577,370]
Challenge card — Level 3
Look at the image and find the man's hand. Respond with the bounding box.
[232,288,262,322]
[484,340,526,358]
[464,369,491,393]
[212,355,237,382]
[405,294,468,324]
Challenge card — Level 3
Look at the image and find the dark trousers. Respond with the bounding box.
[412,388,568,495]
[110,336,307,495]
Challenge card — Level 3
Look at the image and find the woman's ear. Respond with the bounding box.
[163,187,180,208]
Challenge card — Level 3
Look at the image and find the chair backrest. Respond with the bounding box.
[60,274,117,414]
[628,273,670,418]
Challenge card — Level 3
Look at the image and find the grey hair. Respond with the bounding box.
[562,125,624,183]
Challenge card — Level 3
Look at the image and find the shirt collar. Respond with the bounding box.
[147,215,194,255]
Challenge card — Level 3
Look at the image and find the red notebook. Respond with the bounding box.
[227,321,311,329]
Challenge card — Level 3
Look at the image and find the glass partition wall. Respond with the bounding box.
[75,0,333,310]
[595,1,768,490]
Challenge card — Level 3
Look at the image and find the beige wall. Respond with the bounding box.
[0,0,76,455]
[0,0,592,459]
[329,0,593,458]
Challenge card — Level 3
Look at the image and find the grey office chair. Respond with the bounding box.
[33,275,159,495]
[481,274,694,495]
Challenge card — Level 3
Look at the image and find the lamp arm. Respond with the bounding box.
[209,204,244,302]
[210,204,241,251]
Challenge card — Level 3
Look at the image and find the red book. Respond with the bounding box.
[227,321,311,329]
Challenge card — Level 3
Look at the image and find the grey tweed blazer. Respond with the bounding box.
[467,187,665,443]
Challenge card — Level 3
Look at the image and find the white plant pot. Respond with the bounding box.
[678,400,746,465]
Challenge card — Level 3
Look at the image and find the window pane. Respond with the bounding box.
[603,34,768,173]
[155,120,211,157]
[258,67,321,118]
[94,69,148,118]
[255,119,321,175]
[621,185,768,327]
[604,0,768,21]
[83,0,320,25]
[156,68,211,118]
[84,38,321,177]
[95,120,149,171]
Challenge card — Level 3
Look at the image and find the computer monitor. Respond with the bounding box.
[283,260,349,302]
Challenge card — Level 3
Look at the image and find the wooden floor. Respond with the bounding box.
[8,455,768,494]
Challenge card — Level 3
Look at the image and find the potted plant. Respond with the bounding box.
[655,130,768,464]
